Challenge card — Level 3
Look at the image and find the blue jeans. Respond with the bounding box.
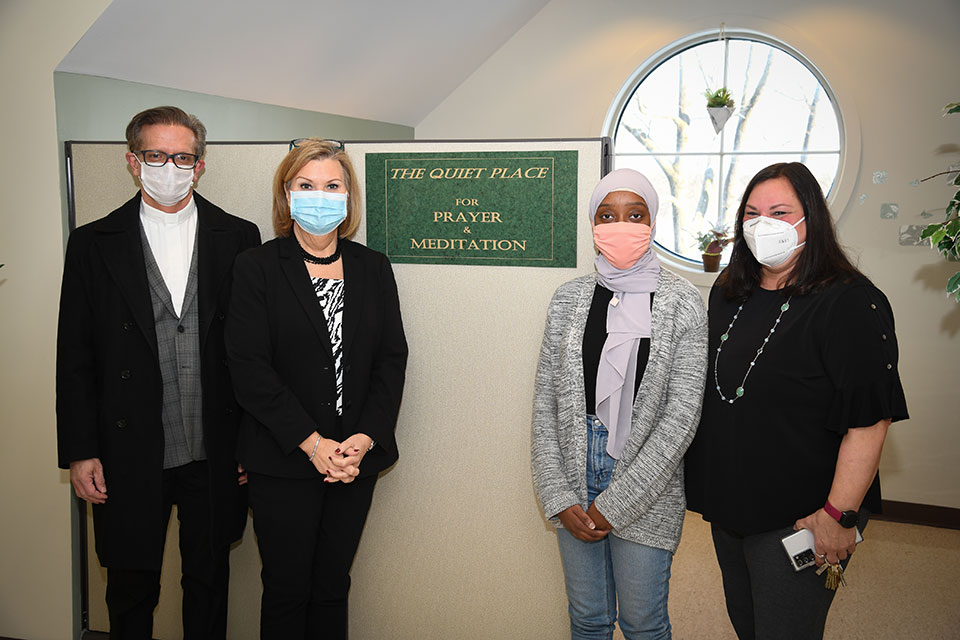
[556,415,673,640]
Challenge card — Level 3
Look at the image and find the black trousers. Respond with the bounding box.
[710,512,869,640]
[247,471,378,640]
[104,460,230,640]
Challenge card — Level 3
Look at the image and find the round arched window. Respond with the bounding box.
[605,30,843,267]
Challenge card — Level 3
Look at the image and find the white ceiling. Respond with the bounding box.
[57,0,550,127]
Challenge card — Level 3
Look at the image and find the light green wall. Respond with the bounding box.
[54,71,413,143]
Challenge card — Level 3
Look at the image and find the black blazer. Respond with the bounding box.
[56,192,261,571]
[226,235,408,479]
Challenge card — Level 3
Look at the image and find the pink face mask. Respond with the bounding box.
[593,221,654,270]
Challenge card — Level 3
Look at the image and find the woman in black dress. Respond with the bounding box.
[685,162,908,640]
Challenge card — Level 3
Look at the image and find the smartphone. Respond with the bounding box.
[781,528,863,571]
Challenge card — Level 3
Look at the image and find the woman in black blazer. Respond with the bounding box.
[226,138,408,639]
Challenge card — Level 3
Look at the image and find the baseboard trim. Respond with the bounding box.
[82,632,154,640]
[875,500,960,530]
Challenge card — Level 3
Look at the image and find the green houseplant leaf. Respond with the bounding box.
[704,87,735,108]
[920,222,942,240]
[947,271,960,301]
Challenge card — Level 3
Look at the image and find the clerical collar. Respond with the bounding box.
[140,195,197,226]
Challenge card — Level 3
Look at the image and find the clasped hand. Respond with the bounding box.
[299,432,373,483]
[557,502,613,542]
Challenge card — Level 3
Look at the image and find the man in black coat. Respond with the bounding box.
[56,106,260,639]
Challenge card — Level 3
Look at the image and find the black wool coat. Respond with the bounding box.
[56,192,261,571]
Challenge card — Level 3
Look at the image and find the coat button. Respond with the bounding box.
[177,325,185,333]
[887,363,892,370]
[218,313,225,321]
[120,370,131,380]
[881,334,887,341]
[225,407,234,415]
[116,419,127,428]
[122,322,134,331]
[871,303,877,310]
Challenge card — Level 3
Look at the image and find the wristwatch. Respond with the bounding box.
[824,499,858,528]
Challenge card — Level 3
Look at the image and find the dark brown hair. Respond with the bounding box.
[717,162,863,300]
[125,106,207,157]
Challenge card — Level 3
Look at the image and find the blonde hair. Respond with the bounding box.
[272,139,361,239]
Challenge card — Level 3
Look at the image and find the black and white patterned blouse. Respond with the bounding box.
[311,277,344,415]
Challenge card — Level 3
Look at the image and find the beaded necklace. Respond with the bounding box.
[714,295,792,404]
[295,236,341,265]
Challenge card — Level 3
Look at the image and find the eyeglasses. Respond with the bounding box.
[289,138,345,151]
[136,150,199,169]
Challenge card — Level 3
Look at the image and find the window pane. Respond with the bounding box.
[720,153,839,211]
[722,41,840,154]
[616,41,725,155]
[615,153,721,259]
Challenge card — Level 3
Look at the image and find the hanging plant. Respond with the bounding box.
[919,102,960,301]
[705,87,735,134]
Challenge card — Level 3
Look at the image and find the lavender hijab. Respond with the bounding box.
[590,169,661,458]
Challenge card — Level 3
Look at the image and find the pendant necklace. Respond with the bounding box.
[295,236,341,265]
[714,295,792,404]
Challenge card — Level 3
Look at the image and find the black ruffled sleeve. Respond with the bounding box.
[821,282,909,433]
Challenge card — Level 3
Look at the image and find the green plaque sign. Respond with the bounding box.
[365,150,578,267]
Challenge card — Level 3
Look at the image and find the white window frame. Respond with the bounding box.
[602,28,860,285]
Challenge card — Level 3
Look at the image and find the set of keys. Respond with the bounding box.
[816,559,846,590]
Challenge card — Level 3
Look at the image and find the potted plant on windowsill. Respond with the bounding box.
[696,224,732,272]
[705,87,735,134]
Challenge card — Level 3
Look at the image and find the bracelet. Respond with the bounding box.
[309,436,321,462]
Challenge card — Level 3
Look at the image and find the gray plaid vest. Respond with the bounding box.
[140,223,206,469]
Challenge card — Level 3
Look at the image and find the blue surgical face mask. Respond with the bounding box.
[289,191,348,236]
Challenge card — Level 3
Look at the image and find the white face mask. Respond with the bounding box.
[137,158,195,207]
[742,216,806,267]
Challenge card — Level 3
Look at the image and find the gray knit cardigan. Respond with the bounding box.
[531,269,707,552]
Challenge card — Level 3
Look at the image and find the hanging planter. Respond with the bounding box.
[707,106,734,134]
[705,88,736,134]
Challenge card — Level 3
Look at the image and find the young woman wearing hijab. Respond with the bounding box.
[685,163,908,640]
[531,169,708,640]
[225,139,408,639]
